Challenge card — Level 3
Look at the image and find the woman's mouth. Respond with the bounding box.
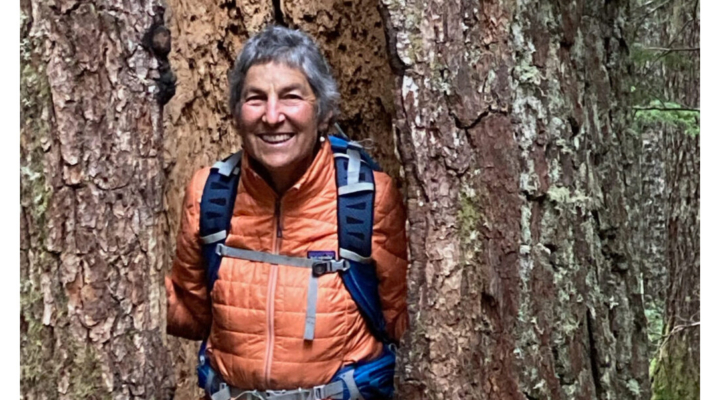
[259,133,294,144]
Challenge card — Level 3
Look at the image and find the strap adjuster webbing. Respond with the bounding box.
[212,151,242,177]
[201,230,227,244]
[215,244,351,341]
[338,182,374,196]
[210,383,231,400]
[338,248,373,264]
[218,380,347,400]
[215,245,349,273]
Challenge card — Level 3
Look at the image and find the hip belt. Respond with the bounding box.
[199,344,396,400]
[210,378,350,400]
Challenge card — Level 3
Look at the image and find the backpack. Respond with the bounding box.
[195,135,396,400]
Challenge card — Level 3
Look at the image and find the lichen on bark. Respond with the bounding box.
[12,0,658,399]
[21,1,175,399]
[379,0,649,398]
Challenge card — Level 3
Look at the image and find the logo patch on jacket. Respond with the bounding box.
[308,250,336,259]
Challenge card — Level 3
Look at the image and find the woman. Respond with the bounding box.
[165,26,408,400]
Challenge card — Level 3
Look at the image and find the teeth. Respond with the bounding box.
[261,134,293,143]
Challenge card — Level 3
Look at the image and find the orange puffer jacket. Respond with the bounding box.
[165,139,408,391]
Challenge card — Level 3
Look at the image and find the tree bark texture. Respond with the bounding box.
[632,0,700,325]
[20,1,174,399]
[649,126,699,400]
[19,0,655,399]
[162,0,652,399]
[638,127,667,353]
[643,1,700,398]
[381,0,649,398]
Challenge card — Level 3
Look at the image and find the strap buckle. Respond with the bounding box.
[234,390,266,400]
[211,383,232,400]
[311,257,333,276]
[311,257,349,276]
[312,385,325,399]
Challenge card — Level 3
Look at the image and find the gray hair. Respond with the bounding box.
[228,25,340,128]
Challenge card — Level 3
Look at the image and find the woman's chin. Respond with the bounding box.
[258,157,295,175]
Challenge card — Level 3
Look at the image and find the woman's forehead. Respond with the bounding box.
[244,62,312,92]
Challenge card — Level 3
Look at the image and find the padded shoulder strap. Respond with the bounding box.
[330,135,392,344]
[199,151,242,293]
[329,135,383,172]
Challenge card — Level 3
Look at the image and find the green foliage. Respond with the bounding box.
[644,302,664,357]
[650,332,700,400]
[633,100,699,136]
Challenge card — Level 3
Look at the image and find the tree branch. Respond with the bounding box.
[653,321,700,360]
[633,106,700,112]
[669,321,700,334]
[642,47,699,52]
[634,0,672,23]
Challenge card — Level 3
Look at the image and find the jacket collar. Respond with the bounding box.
[240,139,335,206]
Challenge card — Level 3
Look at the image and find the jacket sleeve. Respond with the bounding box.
[166,167,212,340]
[372,173,409,342]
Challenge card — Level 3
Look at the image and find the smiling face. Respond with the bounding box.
[237,62,323,192]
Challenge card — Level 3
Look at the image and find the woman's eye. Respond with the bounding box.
[285,94,302,100]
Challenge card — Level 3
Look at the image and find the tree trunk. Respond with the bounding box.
[638,126,667,354]
[644,1,700,398]
[79,0,651,399]
[20,1,174,399]
[649,126,699,400]
[381,0,649,398]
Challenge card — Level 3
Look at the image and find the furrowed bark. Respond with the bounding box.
[642,1,700,398]
[114,0,652,398]
[649,124,699,400]
[380,0,649,398]
[20,0,174,399]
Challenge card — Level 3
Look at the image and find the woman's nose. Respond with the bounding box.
[262,98,285,126]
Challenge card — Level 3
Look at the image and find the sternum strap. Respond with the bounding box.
[215,244,350,341]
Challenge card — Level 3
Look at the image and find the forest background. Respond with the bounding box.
[17,0,706,399]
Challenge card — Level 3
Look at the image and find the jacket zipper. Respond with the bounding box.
[264,199,282,387]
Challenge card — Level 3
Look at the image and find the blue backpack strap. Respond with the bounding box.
[330,135,396,400]
[329,135,391,344]
[197,151,242,391]
[199,151,242,293]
